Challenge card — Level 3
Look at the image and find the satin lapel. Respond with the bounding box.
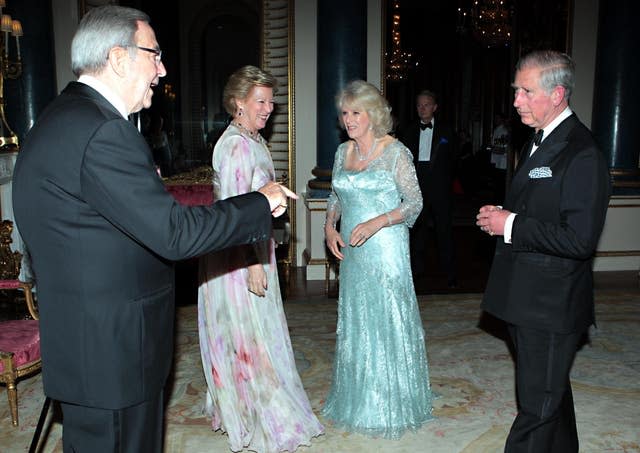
[506,115,578,205]
[431,126,441,160]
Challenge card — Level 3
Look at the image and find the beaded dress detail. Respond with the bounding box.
[322,139,434,439]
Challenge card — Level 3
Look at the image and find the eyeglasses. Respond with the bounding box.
[136,46,162,64]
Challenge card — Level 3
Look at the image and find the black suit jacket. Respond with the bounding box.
[482,114,610,333]
[397,121,455,202]
[12,82,273,409]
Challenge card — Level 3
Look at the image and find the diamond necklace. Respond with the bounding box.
[231,121,259,140]
[354,138,378,161]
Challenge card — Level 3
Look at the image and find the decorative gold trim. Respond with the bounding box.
[610,168,640,177]
[307,179,331,190]
[595,250,640,257]
[163,166,213,186]
[311,166,332,178]
[288,0,297,267]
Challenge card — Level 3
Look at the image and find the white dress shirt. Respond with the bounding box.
[78,75,129,119]
[418,119,434,161]
[503,107,573,243]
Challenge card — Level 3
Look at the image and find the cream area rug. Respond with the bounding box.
[2,290,639,452]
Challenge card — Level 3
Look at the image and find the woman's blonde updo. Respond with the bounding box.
[222,65,278,117]
[335,80,393,138]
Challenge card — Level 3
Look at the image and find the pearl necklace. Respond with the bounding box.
[354,138,378,161]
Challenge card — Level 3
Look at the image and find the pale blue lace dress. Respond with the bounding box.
[322,139,435,439]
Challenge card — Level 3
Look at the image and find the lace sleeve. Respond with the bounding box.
[394,143,423,227]
[325,146,344,227]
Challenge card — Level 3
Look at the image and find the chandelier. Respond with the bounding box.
[386,0,412,81]
[471,0,512,47]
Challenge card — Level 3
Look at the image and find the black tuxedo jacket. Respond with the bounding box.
[397,121,455,200]
[482,114,610,333]
[12,82,272,409]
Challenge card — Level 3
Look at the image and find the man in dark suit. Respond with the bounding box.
[11,6,295,452]
[398,90,457,287]
[476,50,610,452]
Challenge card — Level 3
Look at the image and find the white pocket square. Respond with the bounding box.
[529,167,552,179]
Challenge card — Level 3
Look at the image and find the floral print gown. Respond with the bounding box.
[198,124,323,452]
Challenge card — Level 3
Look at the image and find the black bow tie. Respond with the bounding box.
[420,122,433,131]
[533,129,544,146]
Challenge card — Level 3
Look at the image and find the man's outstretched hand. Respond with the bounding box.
[257,181,299,217]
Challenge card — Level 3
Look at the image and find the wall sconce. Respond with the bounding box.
[0,0,23,151]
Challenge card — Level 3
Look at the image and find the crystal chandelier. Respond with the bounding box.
[471,0,512,47]
[386,0,412,81]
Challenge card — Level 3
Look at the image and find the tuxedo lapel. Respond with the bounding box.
[507,115,578,206]
[64,81,123,118]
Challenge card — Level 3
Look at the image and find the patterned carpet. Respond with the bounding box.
[2,289,639,452]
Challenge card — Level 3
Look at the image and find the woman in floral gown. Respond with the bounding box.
[198,65,323,452]
[323,80,435,439]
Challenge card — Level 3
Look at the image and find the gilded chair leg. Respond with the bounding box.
[7,380,18,426]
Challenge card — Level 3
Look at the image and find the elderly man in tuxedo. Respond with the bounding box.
[476,50,610,452]
[398,90,457,288]
[12,6,295,452]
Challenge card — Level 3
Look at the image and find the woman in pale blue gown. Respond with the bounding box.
[323,80,434,439]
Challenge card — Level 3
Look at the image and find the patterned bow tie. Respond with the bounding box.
[420,122,433,131]
[533,129,544,146]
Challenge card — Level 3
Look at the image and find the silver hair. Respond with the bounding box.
[71,5,150,77]
[222,65,278,116]
[516,50,575,100]
[336,80,393,138]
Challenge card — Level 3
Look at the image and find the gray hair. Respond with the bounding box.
[336,80,393,138]
[223,65,278,116]
[416,89,438,105]
[71,5,150,77]
[516,50,575,100]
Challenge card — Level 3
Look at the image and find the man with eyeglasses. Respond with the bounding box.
[12,5,296,452]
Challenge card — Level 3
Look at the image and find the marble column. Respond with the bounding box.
[1,0,56,281]
[4,0,57,145]
[591,0,640,195]
[308,0,367,197]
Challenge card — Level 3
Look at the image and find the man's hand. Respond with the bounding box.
[476,205,511,236]
[257,182,299,217]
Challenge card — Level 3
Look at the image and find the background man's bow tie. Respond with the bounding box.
[420,122,433,131]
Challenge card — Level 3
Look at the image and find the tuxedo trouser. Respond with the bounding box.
[60,390,163,453]
[411,162,455,278]
[505,324,581,453]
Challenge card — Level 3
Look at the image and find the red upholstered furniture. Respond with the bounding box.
[165,183,213,206]
[164,166,214,206]
[0,220,40,427]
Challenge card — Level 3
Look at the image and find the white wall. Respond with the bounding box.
[293,0,318,266]
[293,0,383,268]
[51,0,79,93]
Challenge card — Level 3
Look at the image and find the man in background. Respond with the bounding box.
[398,90,457,288]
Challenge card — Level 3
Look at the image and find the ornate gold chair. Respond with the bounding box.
[0,219,40,426]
